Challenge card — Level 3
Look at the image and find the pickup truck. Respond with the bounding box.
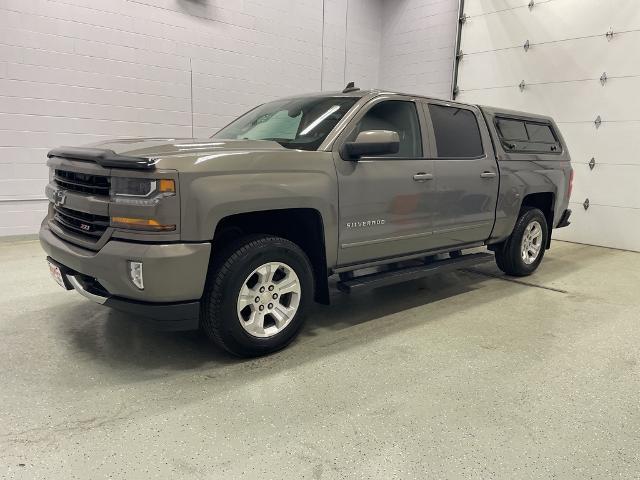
[40,86,573,357]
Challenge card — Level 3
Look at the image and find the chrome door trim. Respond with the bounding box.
[333,241,486,273]
[432,221,493,235]
[341,230,434,249]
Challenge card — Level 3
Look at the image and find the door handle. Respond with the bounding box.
[480,171,497,178]
[413,172,433,182]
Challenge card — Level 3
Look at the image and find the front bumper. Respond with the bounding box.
[40,222,211,330]
[51,260,200,330]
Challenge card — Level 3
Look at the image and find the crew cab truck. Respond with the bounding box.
[40,86,572,357]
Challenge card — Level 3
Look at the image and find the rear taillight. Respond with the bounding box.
[568,169,574,199]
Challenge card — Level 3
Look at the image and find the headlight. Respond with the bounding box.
[110,178,175,206]
[109,177,177,231]
[111,178,175,197]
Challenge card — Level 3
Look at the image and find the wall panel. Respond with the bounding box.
[458,0,640,251]
[0,0,383,235]
[380,0,459,98]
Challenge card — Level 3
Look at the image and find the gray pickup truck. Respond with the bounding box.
[40,86,572,356]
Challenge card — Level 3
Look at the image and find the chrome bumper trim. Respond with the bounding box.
[68,275,108,305]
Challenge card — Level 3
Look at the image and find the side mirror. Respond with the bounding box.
[341,130,400,160]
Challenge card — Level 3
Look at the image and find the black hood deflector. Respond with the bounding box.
[47,147,156,170]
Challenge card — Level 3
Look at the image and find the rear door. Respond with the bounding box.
[421,100,499,249]
[333,95,437,266]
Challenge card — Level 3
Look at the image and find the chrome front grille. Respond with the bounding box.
[53,205,109,239]
[54,169,110,196]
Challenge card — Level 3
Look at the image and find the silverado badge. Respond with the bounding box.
[346,219,386,228]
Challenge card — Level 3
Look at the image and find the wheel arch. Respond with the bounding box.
[211,208,331,305]
[520,191,555,249]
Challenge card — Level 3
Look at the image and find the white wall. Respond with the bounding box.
[322,0,383,92]
[457,0,640,252]
[0,0,385,236]
[380,0,458,98]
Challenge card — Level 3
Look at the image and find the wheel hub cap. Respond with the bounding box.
[236,262,301,338]
[521,220,543,265]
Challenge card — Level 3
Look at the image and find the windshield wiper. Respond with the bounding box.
[259,137,294,143]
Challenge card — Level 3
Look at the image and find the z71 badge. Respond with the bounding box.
[346,219,385,228]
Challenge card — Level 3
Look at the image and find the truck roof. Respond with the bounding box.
[281,89,553,122]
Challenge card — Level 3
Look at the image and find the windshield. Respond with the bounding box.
[212,96,359,150]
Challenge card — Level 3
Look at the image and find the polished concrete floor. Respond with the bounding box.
[1,238,639,479]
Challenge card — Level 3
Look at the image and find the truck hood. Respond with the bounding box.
[83,137,287,158]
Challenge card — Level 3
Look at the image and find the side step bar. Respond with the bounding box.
[336,252,494,293]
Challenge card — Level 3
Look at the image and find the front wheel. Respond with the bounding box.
[494,207,548,276]
[201,235,314,357]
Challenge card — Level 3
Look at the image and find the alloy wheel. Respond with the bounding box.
[520,220,543,265]
[236,262,301,338]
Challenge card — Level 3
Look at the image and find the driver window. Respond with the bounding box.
[349,100,422,158]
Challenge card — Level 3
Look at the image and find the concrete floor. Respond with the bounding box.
[1,239,639,479]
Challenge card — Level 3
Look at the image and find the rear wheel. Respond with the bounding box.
[201,235,314,357]
[494,207,548,276]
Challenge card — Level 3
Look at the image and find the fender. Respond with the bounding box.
[489,165,561,243]
[181,170,339,268]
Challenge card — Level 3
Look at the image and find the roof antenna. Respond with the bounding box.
[342,81,359,93]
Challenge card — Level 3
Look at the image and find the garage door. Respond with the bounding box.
[455,0,640,252]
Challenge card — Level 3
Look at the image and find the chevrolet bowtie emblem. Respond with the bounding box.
[53,189,66,207]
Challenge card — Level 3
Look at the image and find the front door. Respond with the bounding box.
[333,97,437,266]
[422,101,499,249]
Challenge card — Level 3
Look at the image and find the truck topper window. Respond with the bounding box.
[495,117,561,154]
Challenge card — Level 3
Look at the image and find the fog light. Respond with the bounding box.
[128,261,144,290]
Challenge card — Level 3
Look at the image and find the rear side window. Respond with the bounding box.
[428,104,484,158]
[495,117,561,153]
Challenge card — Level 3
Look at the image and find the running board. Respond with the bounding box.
[336,252,494,293]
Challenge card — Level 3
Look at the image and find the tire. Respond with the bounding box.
[494,207,548,277]
[201,235,314,357]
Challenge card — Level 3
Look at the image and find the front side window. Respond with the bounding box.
[428,104,484,158]
[347,100,422,158]
[213,96,358,151]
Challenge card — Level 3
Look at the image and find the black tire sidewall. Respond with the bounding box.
[209,238,313,356]
[508,208,548,275]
